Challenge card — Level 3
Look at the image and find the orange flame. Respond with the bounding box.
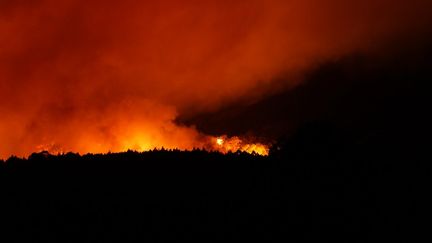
[211,136,269,156]
[34,134,269,157]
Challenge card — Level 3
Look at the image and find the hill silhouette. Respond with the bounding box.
[0,121,427,242]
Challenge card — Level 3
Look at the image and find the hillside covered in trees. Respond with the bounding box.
[0,122,427,242]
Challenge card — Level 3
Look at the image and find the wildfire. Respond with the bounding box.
[36,143,64,155]
[212,136,269,156]
[32,134,270,158]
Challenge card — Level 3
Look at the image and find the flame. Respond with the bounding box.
[36,143,64,155]
[34,134,269,157]
[212,135,269,156]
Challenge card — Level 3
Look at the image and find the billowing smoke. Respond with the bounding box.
[1,0,431,157]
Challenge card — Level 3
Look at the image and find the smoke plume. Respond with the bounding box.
[1,0,431,157]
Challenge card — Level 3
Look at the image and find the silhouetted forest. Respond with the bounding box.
[0,121,428,242]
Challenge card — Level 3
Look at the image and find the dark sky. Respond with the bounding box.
[180,40,431,141]
[0,0,431,157]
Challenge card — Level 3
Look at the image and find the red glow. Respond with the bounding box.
[0,0,431,158]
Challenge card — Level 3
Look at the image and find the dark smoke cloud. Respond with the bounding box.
[1,0,431,157]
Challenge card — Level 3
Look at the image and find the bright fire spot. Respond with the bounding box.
[211,136,269,156]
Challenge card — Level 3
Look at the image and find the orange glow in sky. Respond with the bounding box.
[0,0,431,158]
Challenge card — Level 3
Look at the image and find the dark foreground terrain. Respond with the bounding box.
[0,122,428,242]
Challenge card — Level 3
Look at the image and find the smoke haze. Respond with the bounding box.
[1,0,431,157]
